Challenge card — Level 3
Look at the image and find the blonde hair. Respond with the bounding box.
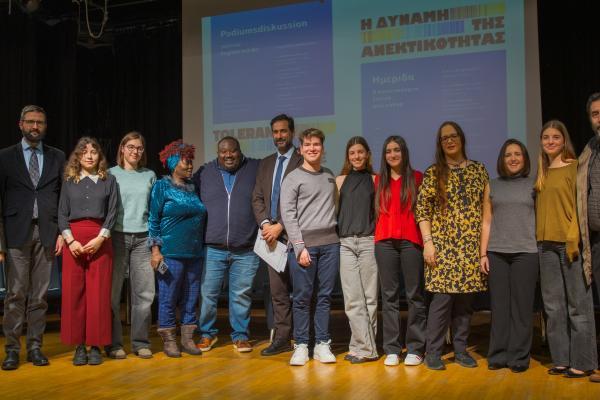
[534,120,576,192]
[64,137,109,182]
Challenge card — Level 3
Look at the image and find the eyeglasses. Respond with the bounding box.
[22,119,46,126]
[440,133,459,143]
[125,145,145,153]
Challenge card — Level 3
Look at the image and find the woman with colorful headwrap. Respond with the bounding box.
[148,140,206,357]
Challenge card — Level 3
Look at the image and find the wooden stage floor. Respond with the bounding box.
[1,309,600,400]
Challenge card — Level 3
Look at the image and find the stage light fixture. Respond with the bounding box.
[22,0,42,14]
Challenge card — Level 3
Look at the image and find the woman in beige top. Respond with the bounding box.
[535,120,597,378]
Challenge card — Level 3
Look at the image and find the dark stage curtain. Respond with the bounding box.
[76,26,182,172]
[0,9,181,173]
[0,13,78,153]
[537,0,600,153]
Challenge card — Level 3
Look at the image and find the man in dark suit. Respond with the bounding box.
[0,105,65,370]
[252,114,303,356]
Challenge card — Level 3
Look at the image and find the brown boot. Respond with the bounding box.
[157,327,181,358]
[590,372,600,383]
[180,325,202,355]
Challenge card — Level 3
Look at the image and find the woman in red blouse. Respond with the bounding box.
[374,136,427,367]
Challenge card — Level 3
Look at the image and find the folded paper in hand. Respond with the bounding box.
[253,234,287,273]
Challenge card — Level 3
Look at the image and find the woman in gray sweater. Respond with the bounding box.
[479,139,538,373]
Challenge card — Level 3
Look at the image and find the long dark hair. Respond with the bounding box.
[434,121,467,211]
[375,136,417,217]
[340,136,373,175]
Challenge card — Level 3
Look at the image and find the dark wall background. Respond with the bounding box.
[1,0,600,171]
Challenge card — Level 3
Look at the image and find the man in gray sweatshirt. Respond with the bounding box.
[279,128,339,366]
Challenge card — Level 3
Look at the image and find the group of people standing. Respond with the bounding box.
[0,98,599,384]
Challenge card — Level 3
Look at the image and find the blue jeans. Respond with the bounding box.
[199,246,260,341]
[157,257,202,328]
[290,243,340,345]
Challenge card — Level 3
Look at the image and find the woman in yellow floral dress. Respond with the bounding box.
[416,121,490,371]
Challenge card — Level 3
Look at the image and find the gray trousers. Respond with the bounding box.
[539,241,598,371]
[109,232,155,352]
[375,239,427,356]
[488,252,539,367]
[426,293,474,356]
[340,236,378,358]
[3,222,54,352]
[590,231,600,321]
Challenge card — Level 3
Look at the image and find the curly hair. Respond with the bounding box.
[159,139,195,169]
[64,137,109,182]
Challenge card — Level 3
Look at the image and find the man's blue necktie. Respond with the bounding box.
[270,155,286,221]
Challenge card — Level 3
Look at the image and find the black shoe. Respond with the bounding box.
[350,356,379,364]
[26,348,49,366]
[564,369,592,378]
[73,345,88,366]
[455,352,478,368]
[487,362,506,370]
[344,354,355,361]
[88,346,103,365]
[425,355,446,370]
[260,339,293,356]
[547,366,568,375]
[1,351,20,371]
[510,365,528,373]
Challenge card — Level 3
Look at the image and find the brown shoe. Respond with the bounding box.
[196,336,218,352]
[233,340,252,353]
[180,325,202,356]
[157,327,181,358]
[590,372,600,383]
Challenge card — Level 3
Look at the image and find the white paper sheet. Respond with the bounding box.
[253,234,288,273]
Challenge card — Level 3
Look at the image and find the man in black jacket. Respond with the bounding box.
[193,136,260,353]
[0,105,65,370]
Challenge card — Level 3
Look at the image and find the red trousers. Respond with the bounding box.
[60,219,113,346]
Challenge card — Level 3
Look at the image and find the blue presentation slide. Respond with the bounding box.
[361,50,507,171]
[209,1,333,124]
[202,0,526,175]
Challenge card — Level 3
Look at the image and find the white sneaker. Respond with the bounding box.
[289,344,309,366]
[313,340,336,363]
[404,353,423,366]
[384,354,400,366]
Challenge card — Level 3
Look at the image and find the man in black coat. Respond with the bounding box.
[0,105,65,370]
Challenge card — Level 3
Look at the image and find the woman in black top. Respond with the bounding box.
[58,137,118,366]
[336,136,378,363]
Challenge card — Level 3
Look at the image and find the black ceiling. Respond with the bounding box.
[0,0,180,33]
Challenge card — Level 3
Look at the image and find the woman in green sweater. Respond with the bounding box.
[535,120,597,378]
[106,131,157,359]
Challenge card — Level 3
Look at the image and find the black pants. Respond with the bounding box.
[426,293,474,356]
[487,252,539,367]
[591,232,600,306]
[375,239,427,356]
[266,260,293,341]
